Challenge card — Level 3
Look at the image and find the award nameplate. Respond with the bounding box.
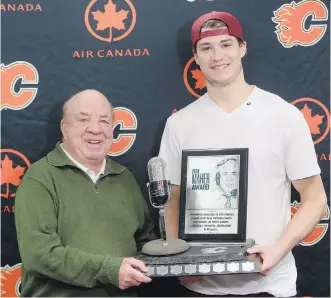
[138,149,262,277]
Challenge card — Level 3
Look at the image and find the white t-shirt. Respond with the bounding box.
[158,86,320,297]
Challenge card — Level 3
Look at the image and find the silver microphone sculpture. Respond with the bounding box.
[142,157,189,256]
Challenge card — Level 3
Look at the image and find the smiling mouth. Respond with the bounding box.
[212,64,229,70]
[86,140,102,144]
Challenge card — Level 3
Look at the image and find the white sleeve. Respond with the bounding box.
[284,107,321,181]
[158,119,182,185]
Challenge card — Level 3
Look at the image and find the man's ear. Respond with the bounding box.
[194,52,200,66]
[216,172,220,186]
[193,45,200,66]
[60,119,67,139]
[240,41,247,58]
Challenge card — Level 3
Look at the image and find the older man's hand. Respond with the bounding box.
[118,257,152,290]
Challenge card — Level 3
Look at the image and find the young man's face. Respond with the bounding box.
[194,27,246,87]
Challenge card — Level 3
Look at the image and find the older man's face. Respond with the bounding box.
[61,91,113,164]
[218,160,239,195]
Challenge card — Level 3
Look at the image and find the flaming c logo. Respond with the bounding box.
[292,98,330,144]
[292,201,329,246]
[85,0,136,43]
[183,57,206,98]
[108,107,137,156]
[0,264,22,297]
[1,61,39,111]
[272,0,328,48]
[1,149,30,199]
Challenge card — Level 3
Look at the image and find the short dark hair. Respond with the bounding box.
[193,19,244,53]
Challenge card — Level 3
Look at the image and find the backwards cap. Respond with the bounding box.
[191,11,243,47]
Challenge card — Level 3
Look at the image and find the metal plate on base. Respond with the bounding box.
[142,254,261,277]
[137,242,262,277]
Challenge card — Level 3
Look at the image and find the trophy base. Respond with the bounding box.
[142,238,189,256]
[138,239,262,277]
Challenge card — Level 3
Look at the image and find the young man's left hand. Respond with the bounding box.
[247,245,284,276]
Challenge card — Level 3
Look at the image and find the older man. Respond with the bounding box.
[15,89,155,297]
[215,158,239,209]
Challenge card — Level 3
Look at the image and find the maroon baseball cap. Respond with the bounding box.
[191,11,244,47]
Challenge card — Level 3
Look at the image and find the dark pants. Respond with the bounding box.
[179,285,275,297]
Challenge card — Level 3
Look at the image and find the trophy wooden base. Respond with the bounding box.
[137,240,262,277]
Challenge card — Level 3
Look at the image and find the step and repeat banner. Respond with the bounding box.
[1,0,330,296]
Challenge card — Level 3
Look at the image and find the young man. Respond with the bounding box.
[15,89,154,297]
[158,11,327,297]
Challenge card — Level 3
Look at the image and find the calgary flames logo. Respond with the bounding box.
[1,149,30,199]
[272,0,328,48]
[292,97,330,144]
[85,0,136,42]
[108,107,137,156]
[0,264,22,297]
[183,57,206,98]
[1,61,39,111]
[292,201,329,246]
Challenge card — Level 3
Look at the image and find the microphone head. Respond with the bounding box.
[147,157,167,182]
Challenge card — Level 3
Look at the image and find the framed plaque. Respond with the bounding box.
[179,148,248,243]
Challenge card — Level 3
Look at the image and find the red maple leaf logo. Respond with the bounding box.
[191,69,206,90]
[0,264,22,297]
[1,155,26,199]
[300,103,324,135]
[92,0,129,42]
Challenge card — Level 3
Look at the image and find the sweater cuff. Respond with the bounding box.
[96,256,123,287]
[105,256,124,287]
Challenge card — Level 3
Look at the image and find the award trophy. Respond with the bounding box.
[138,150,262,277]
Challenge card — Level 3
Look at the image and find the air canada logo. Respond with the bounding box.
[1,61,39,111]
[74,0,149,59]
[183,57,206,98]
[1,149,30,201]
[108,107,137,156]
[0,263,22,297]
[292,201,329,246]
[292,97,330,144]
[85,0,136,43]
[0,3,42,12]
[272,0,328,48]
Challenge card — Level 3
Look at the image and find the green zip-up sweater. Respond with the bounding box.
[14,142,155,297]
